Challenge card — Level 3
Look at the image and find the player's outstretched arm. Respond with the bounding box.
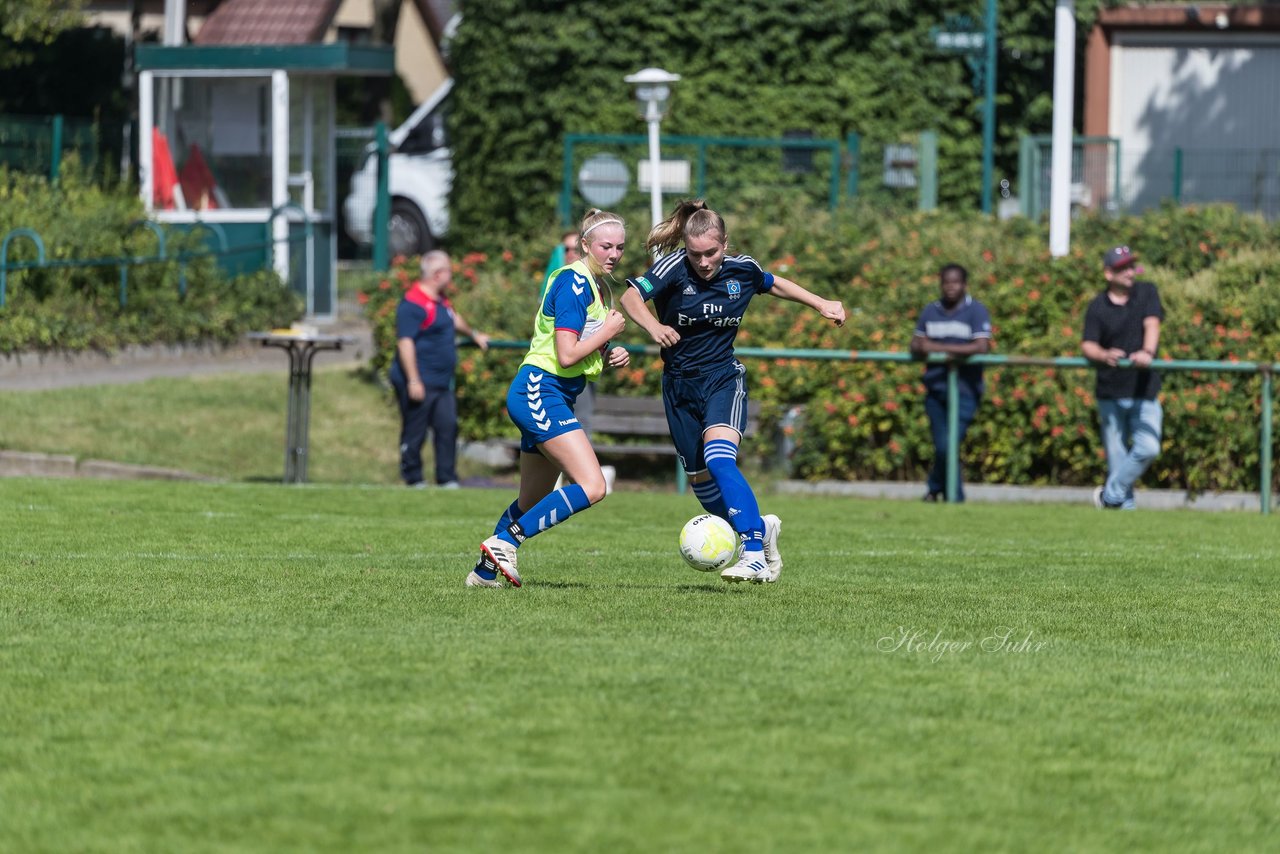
[620,286,681,347]
[770,275,846,327]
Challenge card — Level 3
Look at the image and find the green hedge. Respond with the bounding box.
[360,202,1280,494]
[0,164,302,353]
[446,0,1114,247]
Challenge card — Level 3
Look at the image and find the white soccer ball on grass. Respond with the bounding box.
[678,513,741,572]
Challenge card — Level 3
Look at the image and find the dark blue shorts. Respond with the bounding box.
[506,364,588,453]
[661,360,750,473]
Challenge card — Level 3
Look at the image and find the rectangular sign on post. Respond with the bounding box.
[637,159,692,193]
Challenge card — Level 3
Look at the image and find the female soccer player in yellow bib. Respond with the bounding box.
[467,209,630,588]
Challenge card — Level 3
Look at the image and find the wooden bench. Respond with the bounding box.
[589,394,760,459]
[489,394,760,489]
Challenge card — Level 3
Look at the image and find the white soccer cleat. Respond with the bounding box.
[479,536,522,587]
[720,551,768,584]
[760,514,783,583]
[465,569,504,588]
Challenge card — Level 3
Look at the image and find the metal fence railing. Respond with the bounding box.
[481,339,1278,515]
[0,220,313,309]
[1020,135,1280,221]
[0,113,124,182]
[558,132,937,227]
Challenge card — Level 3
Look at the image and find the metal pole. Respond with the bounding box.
[846,133,861,198]
[1262,369,1273,515]
[919,130,938,211]
[1172,147,1183,202]
[560,136,575,226]
[1048,0,1076,256]
[981,0,997,214]
[946,362,960,502]
[647,102,663,236]
[50,115,64,181]
[373,120,389,271]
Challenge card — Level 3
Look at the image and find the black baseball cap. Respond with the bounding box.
[1103,245,1138,270]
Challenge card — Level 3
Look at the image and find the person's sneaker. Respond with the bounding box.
[721,551,768,584]
[760,514,783,583]
[439,480,461,490]
[923,491,941,502]
[465,569,503,588]
[1092,486,1121,510]
[479,536,522,587]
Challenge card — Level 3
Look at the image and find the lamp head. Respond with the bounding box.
[624,67,681,120]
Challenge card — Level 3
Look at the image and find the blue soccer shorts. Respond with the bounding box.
[506,364,588,453]
[661,360,750,473]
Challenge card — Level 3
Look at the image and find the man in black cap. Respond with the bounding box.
[1081,245,1164,509]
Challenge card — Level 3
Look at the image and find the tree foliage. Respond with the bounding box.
[447,0,1120,248]
[0,0,84,43]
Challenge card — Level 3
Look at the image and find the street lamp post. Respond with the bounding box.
[625,68,680,235]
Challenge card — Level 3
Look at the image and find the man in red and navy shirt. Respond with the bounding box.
[389,250,489,488]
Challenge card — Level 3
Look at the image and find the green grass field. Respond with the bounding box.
[2,478,1278,852]
[0,368,403,484]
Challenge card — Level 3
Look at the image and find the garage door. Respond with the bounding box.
[1111,33,1280,215]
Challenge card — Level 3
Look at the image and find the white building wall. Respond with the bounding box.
[1110,33,1280,215]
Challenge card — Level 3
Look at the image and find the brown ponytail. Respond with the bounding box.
[645,199,726,256]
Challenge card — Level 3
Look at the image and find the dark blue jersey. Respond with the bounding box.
[627,250,774,374]
[390,286,457,389]
[913,296,992,396]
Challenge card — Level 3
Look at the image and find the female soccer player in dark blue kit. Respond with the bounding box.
[620,200,846,584]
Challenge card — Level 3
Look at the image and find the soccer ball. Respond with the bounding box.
[678,514,741,572]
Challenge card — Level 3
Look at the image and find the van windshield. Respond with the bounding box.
[399,105,448,156]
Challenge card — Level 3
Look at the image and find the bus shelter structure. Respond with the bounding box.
[134,44,393,320]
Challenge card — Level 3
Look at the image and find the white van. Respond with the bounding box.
[342,79,453,257]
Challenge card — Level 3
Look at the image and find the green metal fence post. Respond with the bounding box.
[0,227,47,309]
[1172,147,1183,203]
[946,360,960,502]
[980,0,997,214]
[1018,135,1033,217]
[828,140,841,210]
[919,131,938,211]
[1262,368,1273,515]
[846,133,861,198]
[50,114,64,181]
[560,135,576,227]
[372,121,389,271]
[696,141,708,198]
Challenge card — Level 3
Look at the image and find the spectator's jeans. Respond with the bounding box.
[1097,398,1162,509]
[924,390,979,501]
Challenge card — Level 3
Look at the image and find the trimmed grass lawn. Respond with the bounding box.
[2,479,1278,852]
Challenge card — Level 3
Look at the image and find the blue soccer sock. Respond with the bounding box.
[691,475,730,520]
[703,438,764,550]
[492,498,523,536]
[473,498,527,579]
[496,484,592,548]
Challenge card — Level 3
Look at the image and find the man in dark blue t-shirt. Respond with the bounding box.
[389,250,489,488]
[1082,244,1164,510]
[910,264,993,502]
